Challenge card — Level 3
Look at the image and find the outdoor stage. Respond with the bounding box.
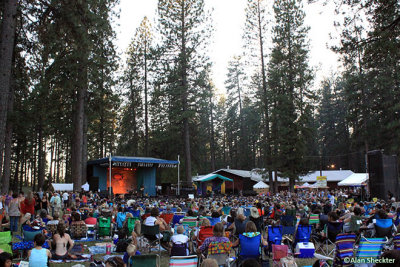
[87,156,178,196]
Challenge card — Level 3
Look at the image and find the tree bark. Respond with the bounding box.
[144,45,149,156]
[37,121,45,190]
[0,0,17,180]
[1,74,14,193]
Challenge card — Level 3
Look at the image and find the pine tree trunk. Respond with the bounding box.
[12,141,20,191]
[2,69,15,193]
[0,0,17,180]
[144,46,149,156]
[209,93,216,171]
[82,110,88,186]
[37,121,45,190]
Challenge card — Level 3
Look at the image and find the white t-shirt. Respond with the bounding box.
[171,234,189,244]
[63,193,69,201]
[144,216,157,226]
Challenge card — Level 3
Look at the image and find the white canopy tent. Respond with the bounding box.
[52,183,90,191]
[52,183,73,191]
[338,173,368,186]
[253,181,269,189]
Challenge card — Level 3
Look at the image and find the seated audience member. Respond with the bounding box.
[170,225,189,256]
[28,233,51,267]
[242,258,261,267]
[197,223,231,255]
[0,252,13,267]
[51,223,76,260]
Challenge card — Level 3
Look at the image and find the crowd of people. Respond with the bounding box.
[0,188,400,266]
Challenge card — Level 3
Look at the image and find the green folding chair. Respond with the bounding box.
[141,224,161,256]
[97,217,112,238]
[0,231,12,254]
[129,254,160,267]
[127,217,140,234]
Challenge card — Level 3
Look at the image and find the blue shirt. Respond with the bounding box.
[29,248,48,267]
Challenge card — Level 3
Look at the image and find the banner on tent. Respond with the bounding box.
[316,176,327,187]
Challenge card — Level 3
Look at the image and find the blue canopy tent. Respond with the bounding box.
[193,173,233,195]
[87,156,178,196]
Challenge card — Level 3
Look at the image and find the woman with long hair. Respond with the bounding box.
[51,223,75,260]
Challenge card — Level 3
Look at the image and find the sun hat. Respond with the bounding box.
[250,207,260,218]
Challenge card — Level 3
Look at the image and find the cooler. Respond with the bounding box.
[295,242,315,258]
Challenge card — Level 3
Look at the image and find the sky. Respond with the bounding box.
[114,0,341,94]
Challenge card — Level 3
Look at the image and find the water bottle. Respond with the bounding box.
[106,244,111,255]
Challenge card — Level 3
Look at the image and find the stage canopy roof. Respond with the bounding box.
[253,181,269,189]
[52,183,73,191]
[338,173,368,186]
[193,173,233,182]
[87,156,179,167]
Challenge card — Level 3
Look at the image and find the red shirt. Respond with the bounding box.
[23,198,35,215]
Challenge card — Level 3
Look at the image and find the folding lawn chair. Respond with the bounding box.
[127,217,140,234]
[315,221,343,256]
[196,226,214,248]
[97,217,112,238]
[182,217,198,228]
[129,254,160,267]
[272,244,288,267]
[174,224,191,238]
[267,225,283,255]
[294,225,312,250]
[169,255,198,267]
[222,207,231,216]
[141,224,161,256]
[160,213,174,225]
[236,233,263,264]
[356,236,387,266]
[374,218,394,238]
[0,231,12,254]
[333,233,356,267]
[394,233,400,250]
[171,241,190,256]
[281,215,295,226]
[208,217,221,226]
[309,214,320,225]
[172,214,185,227]
[207,240,232,267]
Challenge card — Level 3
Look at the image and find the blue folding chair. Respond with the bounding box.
[237,233,262,263]
[294,225,312,248]
[374,218,394,238]
[208,217,221,226]
[356,237,386,262]
[172,214,185,227]
[267,225,283,255]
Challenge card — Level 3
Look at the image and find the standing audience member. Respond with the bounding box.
[8,192,20,233]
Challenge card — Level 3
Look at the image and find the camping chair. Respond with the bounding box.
[196,226,214,248]
[0,231,12,254]
[129,210,140,218]
[86,224,96,239]
[129,254,160,267]
[172,214,185,227]
[46,223,58,236]
[141,224,161,256]
[97,217,112,238]
[208,217,221,226]
[169,255,198,267]
[171,241,190,256]
[207,240,232,267]
[182,217,198,228]
[394,233,400,250]
[281,215,295,226]
[70,223,88,239]
[222,207,231,216]
[160,213,174,225]
[293,225,312,250]
[127,217,140,235]
[309,214,320,225]
[333,233,356,267]
[315,221,343,256]
[356,236,387,264]
[23,229,43,242]
[374,218,394,238]
[272,244,289,267]
[236,233,262,264]
[267,225,283,255]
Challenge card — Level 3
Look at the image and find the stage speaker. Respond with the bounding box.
[87,176,99,192]
[368,150,399,201]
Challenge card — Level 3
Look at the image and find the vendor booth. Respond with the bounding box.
[87,156,178,196]
[193,173,233,195]
[338,173,368,186]
[253,181,269,194]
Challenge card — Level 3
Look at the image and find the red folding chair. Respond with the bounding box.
[272,244,288,266]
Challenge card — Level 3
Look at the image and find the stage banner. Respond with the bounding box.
[316,176,327,188]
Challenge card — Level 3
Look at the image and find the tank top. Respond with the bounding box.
[29,248,48,267]
[8,200,20,217]
[144,216,157,226]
